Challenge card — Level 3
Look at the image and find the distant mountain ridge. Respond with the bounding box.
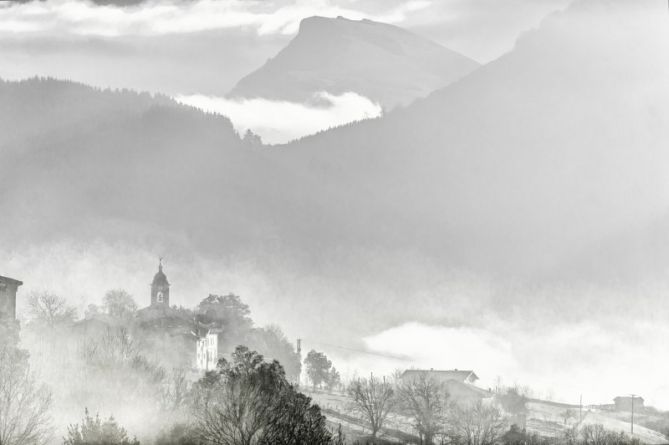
[229,16,480,109]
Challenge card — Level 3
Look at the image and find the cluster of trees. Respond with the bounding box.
[24,290,301,380]
[14,289,305,443]
[26,289,138,327]
[195,294,301,382]
[2,310,343,445]
[77,346,342,445]
[344,374,641,445]
[192,346,336,445]
[304,350,341,390]
[64,410,140,445]
[565,424,641,445]
[345,371,504,444]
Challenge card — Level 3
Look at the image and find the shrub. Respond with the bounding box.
[64,409,139,445]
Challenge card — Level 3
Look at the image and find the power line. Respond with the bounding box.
[302,339,413,362]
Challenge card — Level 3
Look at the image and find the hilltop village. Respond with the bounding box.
[2,265,669,445]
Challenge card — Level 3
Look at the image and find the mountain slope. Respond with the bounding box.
[3,1,669,280]
[274,0,669,278]
[0,78,412,256]
[228,16,480,109]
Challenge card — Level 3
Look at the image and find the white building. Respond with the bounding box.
[196,329,221,372]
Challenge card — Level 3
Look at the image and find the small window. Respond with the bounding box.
[157,291,164,303]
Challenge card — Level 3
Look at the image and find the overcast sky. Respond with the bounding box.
[0,0,572,63]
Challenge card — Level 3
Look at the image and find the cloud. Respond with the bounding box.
[0,0,432,37]
[0,0,575,62]
[363,322,516,376]
[175,92,383,144]
[361,320,669,409]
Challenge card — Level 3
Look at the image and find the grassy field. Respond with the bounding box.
[304,388,669,444]
[524,400,667,444]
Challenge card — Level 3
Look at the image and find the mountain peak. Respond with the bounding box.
[228,16,479,109]
[297,15,391,30]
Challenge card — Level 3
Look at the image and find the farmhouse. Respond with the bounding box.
[401,369,490,405]
[614,396,644,412]
[0,275,22,321]
[401,369,479,385]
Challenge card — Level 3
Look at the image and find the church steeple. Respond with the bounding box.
[151,258,170,307]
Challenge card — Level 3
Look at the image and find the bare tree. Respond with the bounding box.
[348,374,395,438]
[446,401,506,445]
[581,424,608,445]
[561,409,576,425]
[395,373,448,445]
[103,289,138,319]
[27,291,77,327]
[0,346,52,445]
[563,426,579,445]
[81,328,138,367]
[160,368,191,413]
[64,409,139,445]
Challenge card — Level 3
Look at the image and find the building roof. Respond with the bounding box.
[614,396,644,402]
[0,275,23,286]
[401,369,479,383]
[152,261,169,287]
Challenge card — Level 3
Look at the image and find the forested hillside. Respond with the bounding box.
[3,0,669,281]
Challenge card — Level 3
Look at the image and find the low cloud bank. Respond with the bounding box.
[361,320,669,410]
[176,92,383,144]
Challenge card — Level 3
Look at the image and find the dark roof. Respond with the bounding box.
[0,275,23,286]
[152,263,169,287]
[401,369,479,383]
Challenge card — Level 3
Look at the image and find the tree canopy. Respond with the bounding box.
[193,346,332,445]
[304,350,335,389]
[27,292,77,328]
[103,289,138,319]
[64,409,140,445]
[0,324,52,445]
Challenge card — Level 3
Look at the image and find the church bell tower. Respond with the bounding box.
[151,258,170,307]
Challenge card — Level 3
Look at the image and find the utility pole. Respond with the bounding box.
[630,394,636,435]
[579,394,583,423]
[296,339,302,387]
